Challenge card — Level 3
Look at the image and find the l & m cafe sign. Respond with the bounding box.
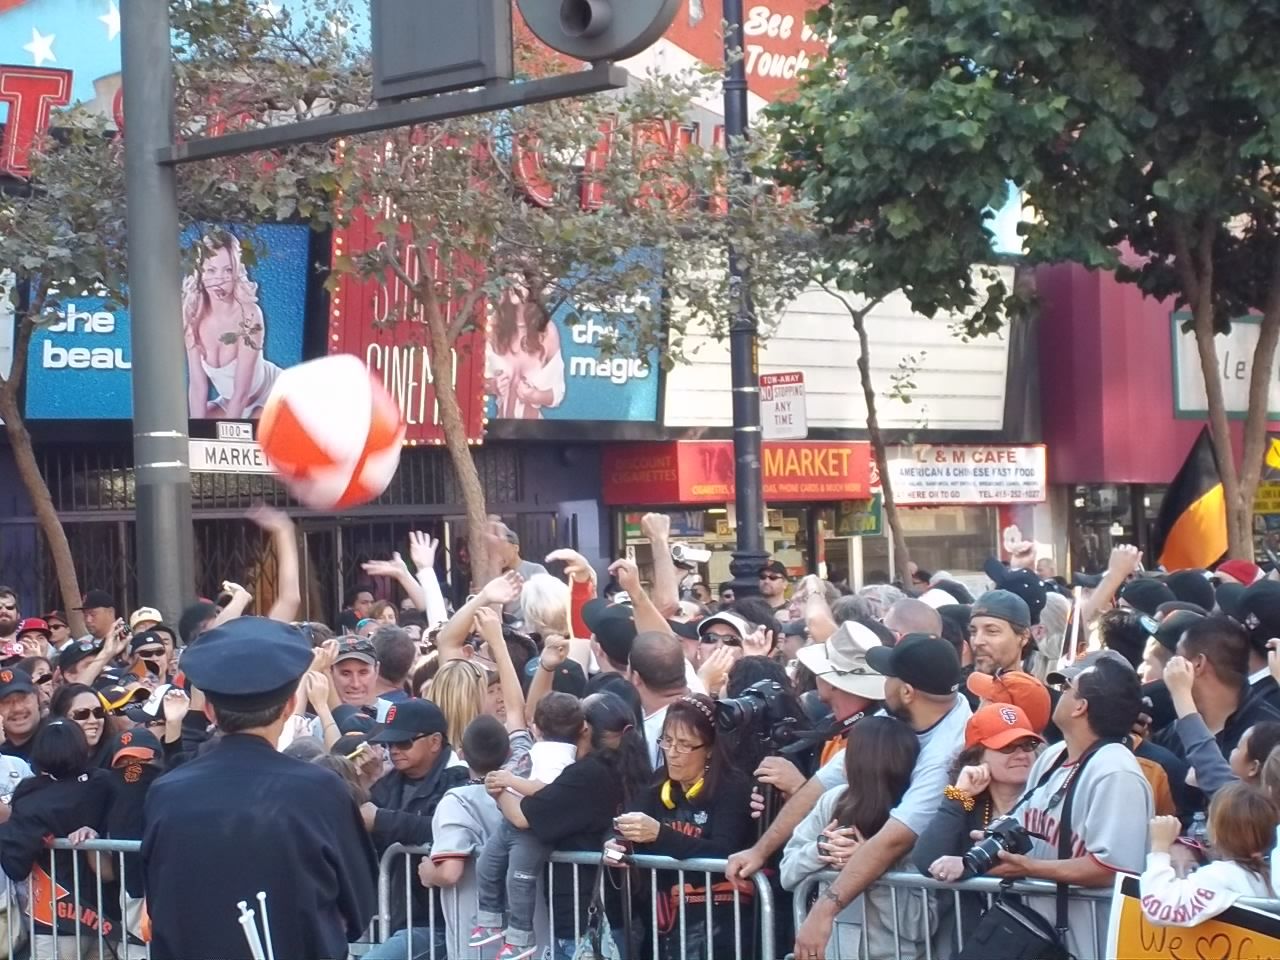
[601,440,872,506]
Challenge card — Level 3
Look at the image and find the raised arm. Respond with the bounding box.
[434,572,523,663]
[640,512,680,618]
[211,581,253,626]
[475,606,526,732]
[546,548,597,638]
[609,558,671,636]
[409,531,449,627]
[362,552,427,613]
[1082,544,1142,626]
[248,505,300,622]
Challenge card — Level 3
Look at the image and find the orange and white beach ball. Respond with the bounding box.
[258,355,405,509]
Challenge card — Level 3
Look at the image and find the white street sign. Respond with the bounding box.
[760,371,807,440]
[189,439,273,475]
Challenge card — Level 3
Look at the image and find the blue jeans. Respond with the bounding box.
[364,926,449,960]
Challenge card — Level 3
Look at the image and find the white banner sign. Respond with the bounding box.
[760,371,807,440]
[888,444,1047,505]
[1172,313,1280,417]
[189,439,273,475]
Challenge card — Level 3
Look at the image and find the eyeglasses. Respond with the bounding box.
[657,737,707,756]
[70,706,107,721]
[996,739,1039,755]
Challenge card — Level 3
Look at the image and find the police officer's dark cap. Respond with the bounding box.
[369,698,449,745]
[179,617,312,712]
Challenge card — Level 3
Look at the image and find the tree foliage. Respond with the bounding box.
[769,0,1280,559]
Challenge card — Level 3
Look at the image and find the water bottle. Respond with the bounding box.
[1188,812,1210,849]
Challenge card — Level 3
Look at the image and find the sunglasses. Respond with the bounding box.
[388,733,433,749]
[0,603,17,612]
[760,574,786,581]
[70,706,107,721]
[32,673,53,686]
[996,739,1039,755]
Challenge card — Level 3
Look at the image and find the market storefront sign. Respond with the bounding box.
[602,440,872,505]
[887,444,1047,505]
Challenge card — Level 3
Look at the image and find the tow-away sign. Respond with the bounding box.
[760,372,808,440]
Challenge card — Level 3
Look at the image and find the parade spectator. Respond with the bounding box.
[0,667,42,763]
[915,704,1043,946]
[339,585,376,633]
[1234,580,1280,711]
[43,610,71,649]
[783,716,924,960]
[965,670,1052,735]
[790,635,970,957]
[127,629,174,685]
[882,598,943,644]
[371,624,416,710]
[332,634,381,709]
[78,590,118,643]
[15,618,51,659]
[629,631,691,768]
[496,691,651,960]
[1155,615,1280,765]
[609,694,754,960]
[0,587,18,646]
[986,651,1154,958]
[365,698,470,960]
[1141,783,1277,925]
[15,655,53,713]
[472,693,584,959]
[967,590,1034,676]
[0,719,112,958]
[1141,610,1203,684]
[421,715,510,960]
[759,559,791,619]
[49,683,112,768]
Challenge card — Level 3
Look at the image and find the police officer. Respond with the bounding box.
[141,618,376,960]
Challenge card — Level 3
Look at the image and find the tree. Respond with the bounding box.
[769,0,1280,560]
[2,0,810,600]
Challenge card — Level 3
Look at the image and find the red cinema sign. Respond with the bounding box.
[0,65,73,177]
[328,206,486,445]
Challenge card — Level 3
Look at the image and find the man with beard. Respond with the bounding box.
[0,587,19,647]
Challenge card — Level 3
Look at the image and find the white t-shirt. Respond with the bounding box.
[814,697,972,837]
[1016,740,1153,959]
[644,704,669,770]
[528,741,576,784]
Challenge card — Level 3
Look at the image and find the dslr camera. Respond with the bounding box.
[962,815,1035,878]
[716,679,790,733]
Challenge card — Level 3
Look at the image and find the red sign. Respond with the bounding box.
[0,65,72,176]
[327,207,486,445]
[603,440,871,505]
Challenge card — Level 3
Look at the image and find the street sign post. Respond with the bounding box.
[760,371,807,440]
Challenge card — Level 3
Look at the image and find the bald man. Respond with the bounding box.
[883,598,943,642]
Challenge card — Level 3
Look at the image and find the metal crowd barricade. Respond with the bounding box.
[1,838,147,960]
[372,847,775,960]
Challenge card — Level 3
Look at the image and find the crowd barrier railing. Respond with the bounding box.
[373,846,774,960]
[791,868,1280,960]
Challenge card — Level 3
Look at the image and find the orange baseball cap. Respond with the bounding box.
[964,703,1045,751]
[966,670,1052,734]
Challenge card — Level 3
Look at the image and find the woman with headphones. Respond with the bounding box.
[608,693,754,960]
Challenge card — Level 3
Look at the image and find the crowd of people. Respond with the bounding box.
[2,509,1280,960]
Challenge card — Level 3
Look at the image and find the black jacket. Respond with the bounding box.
[368,748,469,934]
[0,770,115,938]
[142,733,377,960]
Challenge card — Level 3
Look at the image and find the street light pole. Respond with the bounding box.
[121,0,194,621]
[723,0,768,597]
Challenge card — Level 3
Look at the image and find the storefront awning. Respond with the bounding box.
[602,440,872,506]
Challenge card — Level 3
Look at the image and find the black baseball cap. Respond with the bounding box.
[77,590,116,611]
[332,703,379,735]
[983,559,1047,625]
[1214,581,1247,621]
[1164,570,1215,611]
[369,698,449,745]
[866,633,961,695]
[971,589,1032,631]
[129,630,167,656]
[1119,578,1176,616]
[58,638,102,673]
[0,667,36,699]
[1237,580,1280,652]
[582,599,638,665]
[761,560,788,578]
[1072,572,1104,589]
[1154,610,1205,654]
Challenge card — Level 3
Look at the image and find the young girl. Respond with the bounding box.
[1141,782,1278,926]
[781,716,928,960]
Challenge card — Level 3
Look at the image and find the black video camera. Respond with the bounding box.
[962,815,1035,878]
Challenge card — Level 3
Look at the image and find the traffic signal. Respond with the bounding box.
[516,0,682,61]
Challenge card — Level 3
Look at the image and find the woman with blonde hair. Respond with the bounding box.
[183,231,280,419]
[521,573,591,669]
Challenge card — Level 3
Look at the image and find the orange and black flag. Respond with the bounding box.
[1153,427,1228,571]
